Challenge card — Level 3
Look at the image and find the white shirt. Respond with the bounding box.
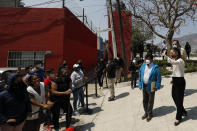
[27,83,46,120]
[143,63,154,84]
[167,57,185,77]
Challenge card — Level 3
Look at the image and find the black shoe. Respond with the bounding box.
[108,97,115,101]
[142,114,148,120]
[174,120,181,126]
[146,115,153,122]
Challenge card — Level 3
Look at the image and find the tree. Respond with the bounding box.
[132,19,153,57]
[128,0,197,54]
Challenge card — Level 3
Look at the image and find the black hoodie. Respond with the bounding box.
[0,73,31,126]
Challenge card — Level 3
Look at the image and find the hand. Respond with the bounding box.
[170,80,173,84]
[6,119,16,123]
[83,77,88,81]
[47,101,54,106]
[162,51,166,57]
[42,104,52,109]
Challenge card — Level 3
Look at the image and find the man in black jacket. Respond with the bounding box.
[129,59,138,89]
[96,58,106,89]
[106,58,116,101]
[115,54,124,84]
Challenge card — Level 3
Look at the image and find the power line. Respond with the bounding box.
[26,0,61,7]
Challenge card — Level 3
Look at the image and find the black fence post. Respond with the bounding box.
[85,83,89,113]
[95,77,98,97]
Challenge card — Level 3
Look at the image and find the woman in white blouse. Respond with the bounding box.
[164,47,187,126]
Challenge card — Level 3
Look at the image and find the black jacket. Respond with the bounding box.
[129,62,137,73]
[96,62,106,74]
[0,74,31,126]
[106,61,116,78]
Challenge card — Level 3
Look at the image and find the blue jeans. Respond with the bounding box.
[73,88,85,110]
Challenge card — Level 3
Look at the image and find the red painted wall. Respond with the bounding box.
[0,7,97,72]
[108,11,132,71]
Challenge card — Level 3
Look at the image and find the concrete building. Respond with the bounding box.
[0,0,20,7]
[0,7,97,72]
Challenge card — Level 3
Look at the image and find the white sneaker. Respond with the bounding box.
[74,110,80,116]
[99,86,103,90]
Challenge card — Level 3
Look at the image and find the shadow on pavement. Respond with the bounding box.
[80,107,103,115]
[116,92,129,100]
[88,103,97,106]
[184,89,197,97]
[182,106,197,122]
[75,122,95,131]
[154,106,176,117]
[59,118,80,128]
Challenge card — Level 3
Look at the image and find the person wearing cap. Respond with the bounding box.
[71,64,87,116]
[32,61,45,82]
[139,53,161,122]
[129,59,138,89]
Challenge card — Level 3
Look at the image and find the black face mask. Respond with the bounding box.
[11,81,27,101]
[61,73,69,78]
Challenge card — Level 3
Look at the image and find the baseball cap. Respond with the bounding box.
[73,64,79,68]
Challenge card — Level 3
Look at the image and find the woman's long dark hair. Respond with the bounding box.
[172,47,181,59]
[27,75,38,87]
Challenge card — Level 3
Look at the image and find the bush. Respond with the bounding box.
[159,67,172,76]
[154,60,171,67]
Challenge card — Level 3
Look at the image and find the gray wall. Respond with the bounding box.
[0,0,19,7]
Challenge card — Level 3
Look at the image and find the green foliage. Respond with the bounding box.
[185,60,197,73]
[154,60,171,67]
[159,67,172,76]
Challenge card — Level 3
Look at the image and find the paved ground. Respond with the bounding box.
[41,72,197,131]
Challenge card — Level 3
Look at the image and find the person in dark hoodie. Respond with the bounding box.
[0,73,31,131]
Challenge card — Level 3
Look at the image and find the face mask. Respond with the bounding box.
[36,64,42,68]
[61,73,69,78]
[50,74,55,78]
[146,60,151,65]
[133,60,136,63]
[172,44,178,48]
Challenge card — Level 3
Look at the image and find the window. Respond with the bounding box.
[8,51,45,67]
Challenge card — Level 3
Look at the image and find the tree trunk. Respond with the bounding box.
[166,31,174,56]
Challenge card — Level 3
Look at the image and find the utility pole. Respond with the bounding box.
[62,0,65,8]
[83,8,85,24]
[107,0,117,58]
[116,0,127,81]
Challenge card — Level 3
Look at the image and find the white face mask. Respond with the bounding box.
[146,60,151,65]
[172,44,178,48]
[36,64,42,68]
[133,60,136,63]
[50,74,55,78]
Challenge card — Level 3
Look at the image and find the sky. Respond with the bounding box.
[22,0,197,45]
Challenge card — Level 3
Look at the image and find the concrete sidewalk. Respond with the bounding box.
[45,72,197,131]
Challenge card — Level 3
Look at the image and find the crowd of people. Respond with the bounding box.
[0,39,190,131]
